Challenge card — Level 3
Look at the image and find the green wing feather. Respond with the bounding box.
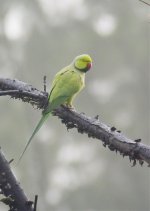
[49,67,84,105]
[18,65,85,163]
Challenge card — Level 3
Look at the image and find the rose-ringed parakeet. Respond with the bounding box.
[18,54,92,162]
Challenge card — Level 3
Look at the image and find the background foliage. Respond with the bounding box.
[0,0,149,210]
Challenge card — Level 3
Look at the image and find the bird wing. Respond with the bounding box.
[45,66,84,113]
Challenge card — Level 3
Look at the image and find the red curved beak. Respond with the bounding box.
[87,62,92,70]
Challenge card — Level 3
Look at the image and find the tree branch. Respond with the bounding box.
[0,78,150,167]
[139,0,150,6]
[0,149,34,211]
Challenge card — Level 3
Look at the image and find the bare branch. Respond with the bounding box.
[139,0,150,6]
[0,78,48,109]
[0,149,34,211]
[0,78,150,167]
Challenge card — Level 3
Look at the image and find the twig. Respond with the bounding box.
[33,195,38,211]
[139,0,150,6]
[43,75,47,92]
[0,90,20,96]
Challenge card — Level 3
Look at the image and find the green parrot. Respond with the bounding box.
[18,54,92,162]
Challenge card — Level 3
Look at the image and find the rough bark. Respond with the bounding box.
[0,77,150,168]
[0,149,34,211]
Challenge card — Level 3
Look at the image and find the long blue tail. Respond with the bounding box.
[17,112,50,164]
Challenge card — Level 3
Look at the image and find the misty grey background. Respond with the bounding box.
[0,0,149,211]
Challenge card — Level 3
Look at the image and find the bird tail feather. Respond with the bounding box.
[17,112,51,164]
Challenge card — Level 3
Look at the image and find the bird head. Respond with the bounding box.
[74,54,92,72]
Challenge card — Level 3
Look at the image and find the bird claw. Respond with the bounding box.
[67,105,75,111]
[63,104,76,111]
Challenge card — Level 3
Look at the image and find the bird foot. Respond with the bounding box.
[62,104,76,111]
